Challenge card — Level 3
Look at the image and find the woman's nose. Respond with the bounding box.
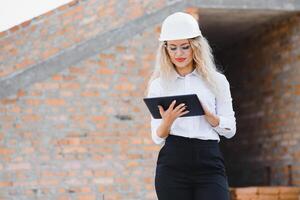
[175,48,184,56]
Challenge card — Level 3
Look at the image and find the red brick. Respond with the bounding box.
[69,66,85,74]
[15,58,34,70]
[234,187,258,195]
[80,91,99,97]
[57,3,69,11]
[11,105,21,113]
[22,114,41,122]
[56,137,80,145]
[128,3,144,20]
[52,74,63,81]
[60,82,80,90]
[96,68,114,75]
[0,98,17,105]
[0,31,8,38]
[10,25,20,33]
[26,99,40,106]
[99,53,115,60]
[258,187,280,195]
[20,20,31,28]
[115,45,126,52]
[114,83,135,91]
[0,181,13,187]
[257,194,279,200]
[279,186,300,194]
[68,0,79,7]
[7,162,31,170]
[0,147,14,155]
[62,146,87,153]
[42,47,59,59]
[38,179,60,186]
[77,194,96,200]
[278,194,300,200]
[63,5,83,18]
[91,116,107,122]
[45,99,65,106]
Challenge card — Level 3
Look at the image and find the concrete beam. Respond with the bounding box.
[188,0,300,11]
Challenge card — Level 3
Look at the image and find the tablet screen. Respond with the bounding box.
[143,94,204,119]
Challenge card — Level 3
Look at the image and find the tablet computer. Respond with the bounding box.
[143,94,204,119]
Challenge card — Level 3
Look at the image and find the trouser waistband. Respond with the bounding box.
[165,134,218,147]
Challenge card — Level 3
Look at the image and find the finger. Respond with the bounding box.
[175,105,187,113]
[175,106,188,116]
[174,103,185,112]
[158,105,164,116]
[178,110,190,117]
[168,100,176,111]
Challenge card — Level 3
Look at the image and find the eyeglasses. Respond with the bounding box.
[164,42,191,53]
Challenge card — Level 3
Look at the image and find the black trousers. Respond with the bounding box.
[155,134,230,200]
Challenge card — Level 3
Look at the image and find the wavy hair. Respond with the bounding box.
[146,36,224,97]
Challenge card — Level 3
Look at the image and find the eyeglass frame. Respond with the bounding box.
[163,41,192,54]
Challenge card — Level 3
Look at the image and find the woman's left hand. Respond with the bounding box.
[200,101,220,127]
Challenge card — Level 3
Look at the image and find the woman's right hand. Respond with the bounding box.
[158,100,189,127]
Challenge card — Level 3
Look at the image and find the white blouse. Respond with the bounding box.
[147,69,236,145]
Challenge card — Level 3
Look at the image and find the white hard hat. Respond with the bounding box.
[159,12,202,41]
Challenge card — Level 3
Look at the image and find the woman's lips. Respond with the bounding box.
[175,58,186,62]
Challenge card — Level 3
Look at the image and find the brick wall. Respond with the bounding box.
[0,20,162,200]
[218,13,300,186]
[0,0,169,79]
[0,0,169,199]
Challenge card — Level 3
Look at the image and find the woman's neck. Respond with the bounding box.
[175,63,195,77]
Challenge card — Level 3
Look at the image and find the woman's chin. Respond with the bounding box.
[175,63,189,68]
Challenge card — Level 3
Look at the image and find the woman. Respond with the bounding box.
[146,12,236,200]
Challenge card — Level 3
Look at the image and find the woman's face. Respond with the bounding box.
[166,39,193,69]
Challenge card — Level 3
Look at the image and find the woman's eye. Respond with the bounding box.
[182,46,190,50]
[170,48,177,51]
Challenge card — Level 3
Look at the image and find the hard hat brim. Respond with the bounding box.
[158,32,202,41]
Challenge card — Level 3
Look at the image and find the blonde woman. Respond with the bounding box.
[146,12,236,200]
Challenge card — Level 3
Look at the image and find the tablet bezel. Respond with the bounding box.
[143,94,205,119]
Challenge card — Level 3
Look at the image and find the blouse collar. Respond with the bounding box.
[171,68,201,81]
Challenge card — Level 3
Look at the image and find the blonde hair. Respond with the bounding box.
[146,36,224,97]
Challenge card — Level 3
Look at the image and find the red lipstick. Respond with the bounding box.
[175,58,186,62]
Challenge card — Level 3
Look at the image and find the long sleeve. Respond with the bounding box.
[147,79,167,145]
[212,74,236,138]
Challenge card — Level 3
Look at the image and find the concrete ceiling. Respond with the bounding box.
[197,8,297,50]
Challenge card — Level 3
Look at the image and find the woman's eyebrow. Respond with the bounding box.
[169,43,189,46]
